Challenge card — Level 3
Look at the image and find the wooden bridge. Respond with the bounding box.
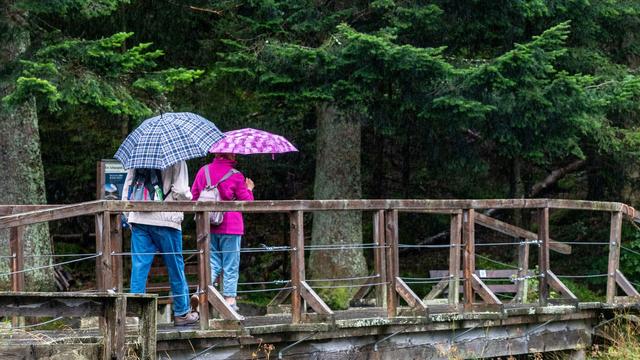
[1,199,640,359]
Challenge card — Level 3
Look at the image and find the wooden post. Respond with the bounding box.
[96,211,114,292]
[515,237,530,303]
[538,208,550,306]
[385,209,399,318]
[606,211,623,303]
[139,296,157,360]
[104,296,126,360]
[449,212,462,306]
[10,224,25,327]
[290,210,304,324]
[463,209,475,311]
[196,212,211,330]
[109,213,123,292]
[373,210,387,307]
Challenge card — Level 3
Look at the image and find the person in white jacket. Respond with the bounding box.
[122,160,199,326]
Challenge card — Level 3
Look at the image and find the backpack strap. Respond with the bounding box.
[214,169,239,188]
[204,165,213,188]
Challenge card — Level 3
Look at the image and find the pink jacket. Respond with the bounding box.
[191,158,254,234]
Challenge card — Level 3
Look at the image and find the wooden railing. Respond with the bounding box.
[1,199,639,330]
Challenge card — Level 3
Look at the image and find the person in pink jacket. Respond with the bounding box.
[191,153,254,312]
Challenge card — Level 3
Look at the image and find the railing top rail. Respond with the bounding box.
[0,198,636,229]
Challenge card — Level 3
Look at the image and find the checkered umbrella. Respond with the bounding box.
[115,112,225,169]
[209,128,298,156]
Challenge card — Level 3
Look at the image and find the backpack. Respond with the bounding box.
[127,168,166,202]
[199,165,239,225]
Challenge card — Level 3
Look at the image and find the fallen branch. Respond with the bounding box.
[529,159,585,197]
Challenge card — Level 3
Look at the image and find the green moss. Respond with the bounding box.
[318,287,351,310]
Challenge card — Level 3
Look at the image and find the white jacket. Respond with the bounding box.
[122,161,192,230]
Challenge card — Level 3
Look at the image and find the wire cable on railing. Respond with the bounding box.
[23,253,102,258]
[308,282,389,290]
[0,253,101,276]
[622,245,640,257]
[236,286,294,294]
[306,274,380,283]
[400,275,453,281]
[397,244,455,249]
[304,243,386,251]
[474,253,519,269]
[561,242,610,246]
[238,279,290,286]
[209,246,293,254]
[475,240,541,247]
[111,250,202,256]
[555,274,609,279]
[6,316,64,330]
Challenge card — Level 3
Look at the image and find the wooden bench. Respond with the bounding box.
[0,292,157,360]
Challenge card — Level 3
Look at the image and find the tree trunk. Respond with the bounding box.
[309,102,367,309]
[0,1,53,290]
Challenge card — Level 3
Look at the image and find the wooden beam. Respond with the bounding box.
[607,211,623,303]
[547,270,578,301]
[104,295,126,360]
[385,209,399,318]
[424,279,449,300]
[267,282,292,306]
[9,225,24,292]
[538,208,550,305]
[300,281,333,315]
[103,198,631,213]
[395,277,428,314]
[515,238,530,304]
[374,210,387,307]
[463,209,475,310]
[196,212,212,329]
[449,212,462,305]
[290,210,305,324]
[616,270,640,297]
[474,212,571,255]
[471,274,502,305]
[207,285,243,321]
[109,213,123,292]
[0,200,106,229]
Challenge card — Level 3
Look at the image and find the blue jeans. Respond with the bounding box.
[130,223,190,316]
[210,234,241,297]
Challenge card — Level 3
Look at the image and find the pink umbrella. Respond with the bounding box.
[209,128,298,156]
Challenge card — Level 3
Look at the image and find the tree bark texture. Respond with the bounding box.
[309,103,367,304]
[0,1,53,290]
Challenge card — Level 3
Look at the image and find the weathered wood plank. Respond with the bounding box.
[395,277,428,313]
[138,295,157,360]
[385,209,399,318]
[538,208,550,305]
[10,225,25,293]
[103,198,631,213]
[615,269,640,297]
[424,279,449,300]
[474,212,571,254]
[607,211,623,303]
[463,209,475,310]
[471,274,502,305]
[196,212,212,329]
[547,270,578,301]
[0,201,106,229]
[207,285,243,321]
[109,213,123,292]
[300,281,333,315]
[374,210,387,307]
[104,296,126,360]
[449,212,462,305]
[290,210,305,324]
[515,238,530,303]
[267,282,292,306]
